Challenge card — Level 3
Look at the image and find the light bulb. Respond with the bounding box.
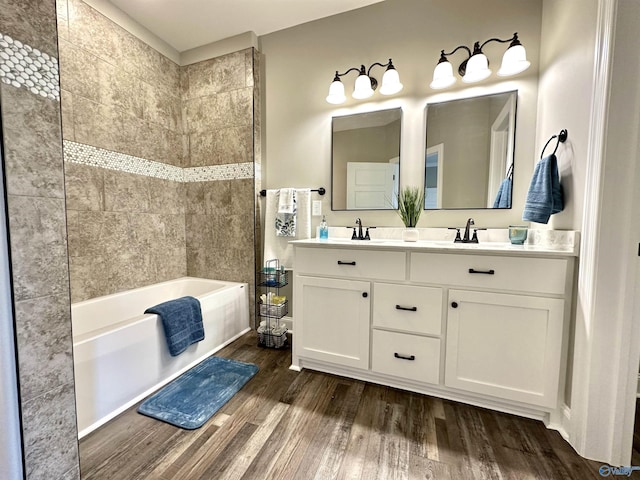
[430,60,456,89]
[462,53,491,83]
[379,67,403,95]
[326,79,346,104]
[352,74,374,99]
[498,44,531,76]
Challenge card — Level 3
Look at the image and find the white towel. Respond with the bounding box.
[278,188,295,214]
[264,189,311,269]
[275,190,297,237]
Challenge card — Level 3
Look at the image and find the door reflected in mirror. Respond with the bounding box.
[424,91,516,210]
[332,108,401,211]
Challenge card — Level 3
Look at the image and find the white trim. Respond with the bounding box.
[569,0,616,460]
[569,0,640,465]
[181,32,258,66]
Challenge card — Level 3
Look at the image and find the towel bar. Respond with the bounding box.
[540,129,568,159]
[259,187,326,197]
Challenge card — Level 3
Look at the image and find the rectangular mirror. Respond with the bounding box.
[332,108,401,210]
[424,91,517,209]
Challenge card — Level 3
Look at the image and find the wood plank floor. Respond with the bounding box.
[79,332,607,480]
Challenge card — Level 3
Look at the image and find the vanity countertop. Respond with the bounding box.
[291,228,579,258]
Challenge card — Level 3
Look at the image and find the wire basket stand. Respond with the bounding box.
[257,258,288,348]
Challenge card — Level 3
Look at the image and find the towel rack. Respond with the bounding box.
[540,129,568,159]
[259,187,326,197]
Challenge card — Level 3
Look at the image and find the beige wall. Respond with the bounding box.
[0,0,80,478]
[536,0,598,407]
[259,0,542,230]
[536,0,597,233]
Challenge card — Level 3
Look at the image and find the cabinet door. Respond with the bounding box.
[295,276,370,369]
[445,290,564,408]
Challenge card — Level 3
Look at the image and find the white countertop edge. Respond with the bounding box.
[290,227,579,257]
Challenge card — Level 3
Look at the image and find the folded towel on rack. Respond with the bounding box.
[145,296,204,357]
[492,177,512,208]
[265,189,311,268]
[275,189,297,236]
[278,188,295,214]
[522,154,564,224]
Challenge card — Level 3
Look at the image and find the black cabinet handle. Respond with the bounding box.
[362,292,368,298]
[338,261,356,266]
[468,268,495,275]
[451,301,458,308]
[394,353,415,361]
[395,305,417,312]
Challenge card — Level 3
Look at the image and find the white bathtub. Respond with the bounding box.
[72,277,250,438]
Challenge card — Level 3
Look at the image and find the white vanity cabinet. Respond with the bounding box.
[292,239,575,422]
[411,252,570,408]
[295,275,371,369]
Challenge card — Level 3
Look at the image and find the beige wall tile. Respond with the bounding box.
[15,294,74,402]
[7,196,70,302]
[21,383,79,480]
[60,89,75,141]
[103,170,152,213]
[63,162,104,211]
[189,125,252,167]
[185,87,252,134]
[0,0,59,56]
[1,85,65,199]
[58,38,101,103]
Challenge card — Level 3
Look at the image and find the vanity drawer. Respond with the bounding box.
[372,330,440,385]
[410,253,567,295]
[373,283,442,335]
[295,247,406,281]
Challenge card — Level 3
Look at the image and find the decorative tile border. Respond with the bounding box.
[63,141,254,182]
[0,33,60,101]
[183,163,254,182]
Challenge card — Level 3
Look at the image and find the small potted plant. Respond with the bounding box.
[397,186,424,241]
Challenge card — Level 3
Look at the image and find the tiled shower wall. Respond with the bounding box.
[183,50,258,312]
[58,0,259,306]
[0,0,80,479]
[58,0,187,302]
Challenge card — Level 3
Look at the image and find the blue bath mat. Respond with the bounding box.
[137,356,259,429]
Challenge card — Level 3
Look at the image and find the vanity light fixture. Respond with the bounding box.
[430,32,530,90]
[326,58,403,104]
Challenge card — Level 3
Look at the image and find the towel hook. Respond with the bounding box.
[540,129,568,159]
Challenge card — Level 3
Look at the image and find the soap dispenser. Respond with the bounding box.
[319,215,328,240]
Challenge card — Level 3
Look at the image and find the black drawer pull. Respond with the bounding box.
[337,261,356,266]
[468,268,495,275]
[395,305,417,312]
[394,353,415,361]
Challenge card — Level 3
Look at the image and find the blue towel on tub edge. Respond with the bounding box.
[522,153,564,224]
[145,296,204,357]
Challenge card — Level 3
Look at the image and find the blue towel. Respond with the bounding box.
[492,177,512,208]
[145,296,204,357]
[522,154,564,224]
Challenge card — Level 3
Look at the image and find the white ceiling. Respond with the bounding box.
[107,0,385,52]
